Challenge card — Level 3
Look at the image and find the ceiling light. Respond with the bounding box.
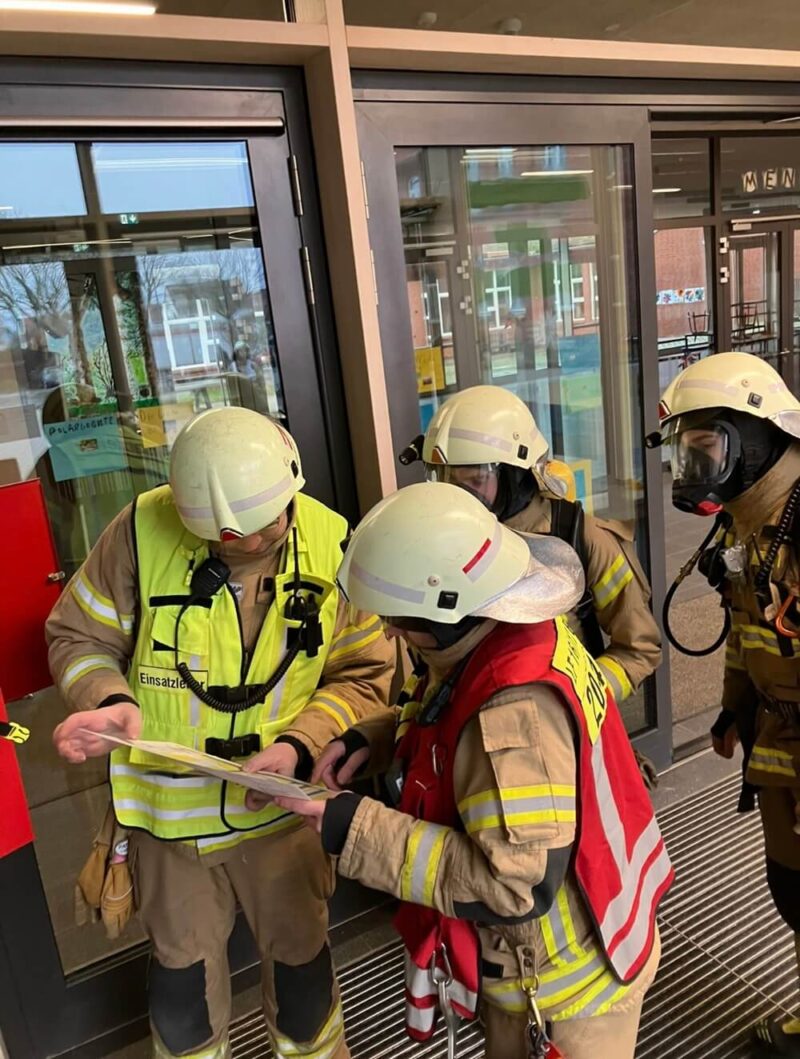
[521,170,593,177]
[497,16,522,34]
[0,1,156,13]
[610,184,632,191]
[2,236,132,250]
[753,209,761,215]
[653,187,682,194]
[417,10,437,28]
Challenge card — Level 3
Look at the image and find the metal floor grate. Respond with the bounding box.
[638,772,796,1059]
[231,771,796,1058]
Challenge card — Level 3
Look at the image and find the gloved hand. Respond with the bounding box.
[312,729,370,791]
[634,748,659,790]
[710,707,738,759]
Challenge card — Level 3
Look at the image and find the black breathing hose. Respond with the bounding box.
[662,513,732,657]
[174,602,303,714]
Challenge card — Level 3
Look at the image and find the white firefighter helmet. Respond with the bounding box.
[169,408,304,541]
[337,481,584,625]
[421,385,566,497]
[659,351,800,441]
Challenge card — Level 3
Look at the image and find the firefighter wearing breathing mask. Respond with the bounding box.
[266,482,670,1059]
[658,351,800,1056]
[49,408,394,1059]
[401,385,663,786]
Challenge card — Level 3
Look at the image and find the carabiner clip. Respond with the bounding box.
[430,945,459,1059]
[776,592,800,639]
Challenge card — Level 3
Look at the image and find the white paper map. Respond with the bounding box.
[80,730,326,801]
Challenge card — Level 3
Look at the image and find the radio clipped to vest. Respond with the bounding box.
[174,528,327,715]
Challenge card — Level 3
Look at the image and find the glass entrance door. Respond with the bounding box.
[359,101,669,766]
[727,229,782,360]
[721,220,800,389]
[0,91,351,1057]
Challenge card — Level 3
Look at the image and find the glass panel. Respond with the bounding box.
[93,142,255,215]
[654,227,715,394]
[651,138,711,220]
[0,143,87,219]
[0,139,285,975]
[729,231,781,358]
[397,143,650,734]
[721,136,800,214]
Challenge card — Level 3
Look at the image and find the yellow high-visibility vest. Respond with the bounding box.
[110,484,345,850]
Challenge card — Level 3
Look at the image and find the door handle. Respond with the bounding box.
[47,571,66,583]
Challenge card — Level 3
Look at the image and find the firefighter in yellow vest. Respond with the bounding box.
[258,483,666,1059]
[658,351,800,1056]
[50,408,394,1059]
[400,386,663,785]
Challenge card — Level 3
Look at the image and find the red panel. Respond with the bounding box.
[0,689,34,858]
[0,480,63,701]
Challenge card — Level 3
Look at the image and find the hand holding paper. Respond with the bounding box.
[80,731,328,802]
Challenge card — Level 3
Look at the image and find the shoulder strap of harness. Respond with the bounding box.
[549,499,605,659]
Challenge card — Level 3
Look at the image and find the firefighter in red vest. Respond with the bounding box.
[261,482,671,1059]
[399,385,663,787]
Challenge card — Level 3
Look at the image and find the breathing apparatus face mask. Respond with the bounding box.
[666,412,742,514]
[424,462,538,521]
[425,462,500,508]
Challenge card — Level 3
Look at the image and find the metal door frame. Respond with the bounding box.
[0,60,356,1059]
[357,98,672,768]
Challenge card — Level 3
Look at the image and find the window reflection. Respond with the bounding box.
[0,143,87,220]
[92,141,255,215]
[654,227,715,394]
[0,140,284,579]
[397,144,644,524]
[396,143,649,733]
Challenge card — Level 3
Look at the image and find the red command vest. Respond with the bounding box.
[394,619,673,1040]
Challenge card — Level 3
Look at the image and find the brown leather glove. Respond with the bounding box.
[634,748,659,790]
[75,803,134,939]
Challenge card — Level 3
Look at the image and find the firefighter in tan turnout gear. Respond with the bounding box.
[401,385,663,785]
[658,351,800,1056]
[264,482,670,1059]
[50,408,394,1059]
